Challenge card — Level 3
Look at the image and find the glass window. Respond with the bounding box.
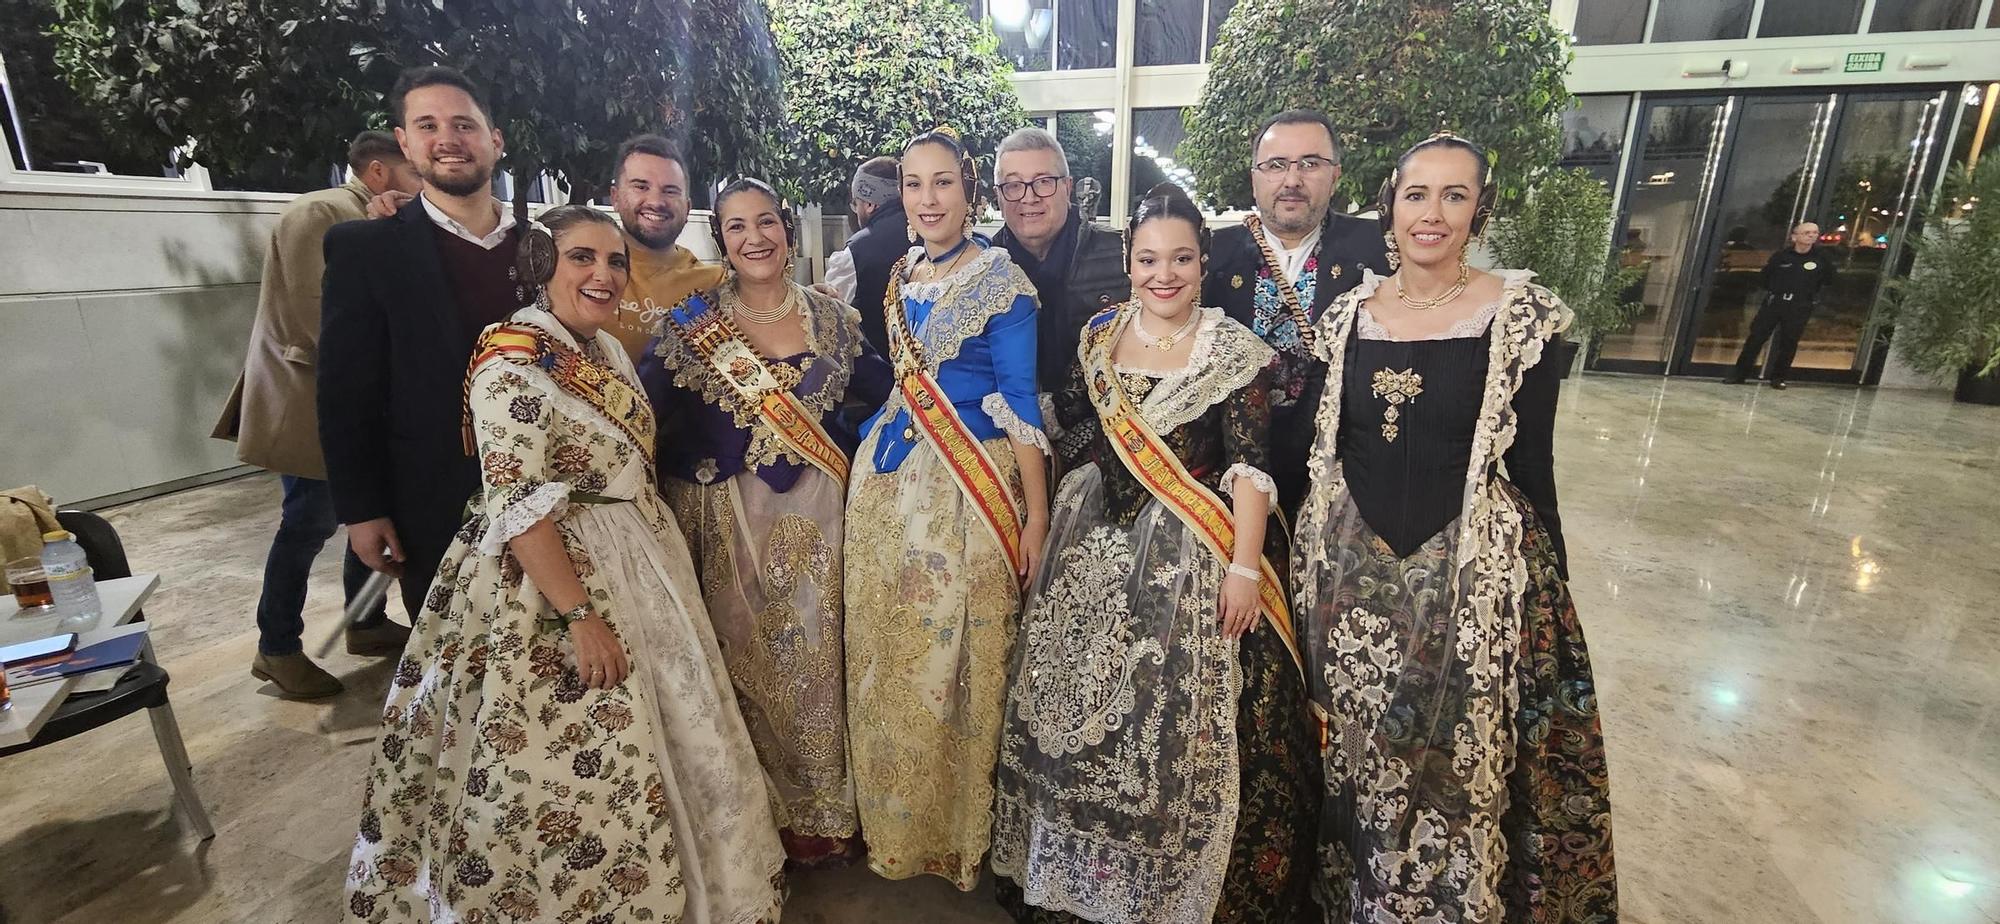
[1058,0,1118,70]
[1560,94,1634,189]
[0,4,172,176]
[1205,0,1238,60]
[1055,111,1115,218]
[1758,0,1864,36]
[1129,107,1196,213]
[1868,0,1979,32]
[1651,0,1752,41]
[1136,0,1202,66]
[979,0,1055,72]
[1573,0,1648,45]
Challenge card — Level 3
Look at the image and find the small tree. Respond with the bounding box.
[1889,164,2000,382]
[370,0,785,216]
[48,0,390,187]
[768,0,1026,204]
[1184,0,1571,210]
[1489,167,1645,345]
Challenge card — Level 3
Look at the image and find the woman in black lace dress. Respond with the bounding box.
[991,186,1319,924]
[1292,134,1617,923]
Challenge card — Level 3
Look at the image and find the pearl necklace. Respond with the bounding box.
[731,286,798,325]
[1132,309,1199,351]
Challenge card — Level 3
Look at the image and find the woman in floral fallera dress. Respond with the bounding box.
[1293,135,1616,922]
[345,206,785,924]
[991,186,1319,924]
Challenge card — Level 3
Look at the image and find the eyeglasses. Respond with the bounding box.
[1253,155,1337,177]
[998,175,1067,202]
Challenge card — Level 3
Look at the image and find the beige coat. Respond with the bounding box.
[212,179,373,479]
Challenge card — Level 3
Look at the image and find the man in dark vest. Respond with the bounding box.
[837,156,909,355]
[319,65,524,622]
[1724,220,1837,389]
[1204,109,1391,519]
[991,127,1129,401]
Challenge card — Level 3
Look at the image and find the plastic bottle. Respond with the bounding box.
[40,530,102,625]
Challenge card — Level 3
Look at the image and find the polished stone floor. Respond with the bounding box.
[2,374,1997,924]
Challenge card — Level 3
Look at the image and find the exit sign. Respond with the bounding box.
[1845,51,1885,72]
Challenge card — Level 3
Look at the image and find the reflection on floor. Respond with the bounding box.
[2,374,1997,923]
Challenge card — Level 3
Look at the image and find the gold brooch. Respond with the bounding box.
[1370,367,1424,442]
[1329,264,1343,279]
[1230,274,1244,289]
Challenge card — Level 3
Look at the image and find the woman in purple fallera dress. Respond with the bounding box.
[638,178,892,866]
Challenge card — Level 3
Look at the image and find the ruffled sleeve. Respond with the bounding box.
[1219,368,1278,506]
[981,291,1049,452]
[465,358,572,555]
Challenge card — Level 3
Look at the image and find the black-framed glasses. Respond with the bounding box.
[998,175,1067,202]
[1253,155,1336,177]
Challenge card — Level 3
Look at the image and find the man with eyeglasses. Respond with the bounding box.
[991,127,1130,407]
[1204,108,1390,518]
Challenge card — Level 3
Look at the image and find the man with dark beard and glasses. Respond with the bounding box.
[318,65,525,621]
[1204,109,1390,519]
[605,133,723,361]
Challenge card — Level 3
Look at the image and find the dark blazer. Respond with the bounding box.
[1202,210,1390,516]
[316,197,492,601]
[847,200,909,355]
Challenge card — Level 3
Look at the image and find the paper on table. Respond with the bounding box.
[4,622,148,689]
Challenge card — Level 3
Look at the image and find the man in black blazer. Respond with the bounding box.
[318,66,524,621]
[1203,109,1391,520]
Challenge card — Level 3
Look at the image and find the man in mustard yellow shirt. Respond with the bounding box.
[606,134,725,360]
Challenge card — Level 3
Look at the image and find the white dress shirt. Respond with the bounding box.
[420,193,517,250]
[1257,216,1322,282]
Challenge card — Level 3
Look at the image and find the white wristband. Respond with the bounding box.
[1227,562,1263,582]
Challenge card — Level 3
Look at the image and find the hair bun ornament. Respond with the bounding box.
[520,218,558,286]
[933,125,961,141]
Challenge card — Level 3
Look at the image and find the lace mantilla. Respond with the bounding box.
[982,393,1051,454]
[1219,463,1278,506]
[899,245,1036,373]
[1095,306,1275,435]
[476,480,570,555]
[1292,267,1571,920]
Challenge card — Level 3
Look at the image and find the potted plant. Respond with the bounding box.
[1488,167,1646,376]
[1888,164,2000,405]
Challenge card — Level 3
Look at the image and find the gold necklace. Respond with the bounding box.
[732,286,798,325]
[1394,263,1470,311]
[1132,309,1199,351]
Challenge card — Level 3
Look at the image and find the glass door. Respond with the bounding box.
[1676,95,1836,375]
[1594,97,1731,373]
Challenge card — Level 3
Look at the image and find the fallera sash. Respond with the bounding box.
[465,322,657,467]
[885,256,1025,579]
[1083,306,1302,674]
[664,293,850,484]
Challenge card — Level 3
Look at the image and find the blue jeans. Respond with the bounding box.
[254,475,388,655]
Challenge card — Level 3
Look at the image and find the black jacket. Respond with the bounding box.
[1761,245,1837,308]
[994,216,1129,394]
[317,198,497,569]
[846,200,908,355]
[1202,210,1390,516]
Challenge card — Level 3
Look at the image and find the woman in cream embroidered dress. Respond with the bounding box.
[345,206,785,924]
[1292,136,1617,923]
[639,178,890,865]
[991,187,1320,924]
[843,128,1052,889]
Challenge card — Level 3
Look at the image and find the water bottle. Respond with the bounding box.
[40,530,102,626]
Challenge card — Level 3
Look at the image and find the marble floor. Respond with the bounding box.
[2,374,1998,924]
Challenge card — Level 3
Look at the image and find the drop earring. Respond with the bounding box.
[1383,230,1402,272]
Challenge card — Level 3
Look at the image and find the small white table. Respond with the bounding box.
[1,574,161,748]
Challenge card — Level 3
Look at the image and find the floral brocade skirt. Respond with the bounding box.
[1301,475,1617,924]
[842,434,1023,889]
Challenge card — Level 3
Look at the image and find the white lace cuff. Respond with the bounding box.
[982,393,1051,455]
[1038,391,1066,445]
[476,481,571,556]
[1221,463,1279,506]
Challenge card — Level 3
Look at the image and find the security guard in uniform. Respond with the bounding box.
[1724,220,1837,389]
